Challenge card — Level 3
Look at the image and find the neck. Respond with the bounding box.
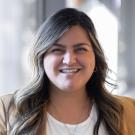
[47,88,92,124]
[50,86,90,107]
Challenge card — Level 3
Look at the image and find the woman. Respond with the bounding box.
[0,8,135,135]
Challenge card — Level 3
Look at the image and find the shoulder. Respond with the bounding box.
[0,93,14,113]
[0,94,15,134]
[0,94,14,106]
[116,96,135,116]
[116,96,135,109]
[0,94,15,115]
[117,95,135,103]
[116,96,135,135]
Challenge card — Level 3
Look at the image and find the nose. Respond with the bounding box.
[62,51,76,65]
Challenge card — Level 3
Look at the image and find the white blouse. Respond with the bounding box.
[46,103,108,135]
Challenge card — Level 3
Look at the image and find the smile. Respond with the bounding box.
[59,68,80,73]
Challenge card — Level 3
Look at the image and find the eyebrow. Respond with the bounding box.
[53,43,91,48]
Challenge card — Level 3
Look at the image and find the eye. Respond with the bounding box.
[75,47,88,53]
[49,48,65,54]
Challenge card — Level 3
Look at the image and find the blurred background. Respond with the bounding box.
[0,0,134,98]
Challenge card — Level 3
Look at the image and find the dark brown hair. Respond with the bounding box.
[12,8,123,135]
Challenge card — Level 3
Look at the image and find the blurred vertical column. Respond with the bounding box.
[119,0,135,98]
[0,0,23,94]
[0,0,37,95]
[45,0,65,17]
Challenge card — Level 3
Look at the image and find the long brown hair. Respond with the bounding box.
[11,8,123,135]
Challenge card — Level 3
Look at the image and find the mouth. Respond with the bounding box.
[59,68,81,73]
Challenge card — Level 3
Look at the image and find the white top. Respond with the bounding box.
[46,103,108,135]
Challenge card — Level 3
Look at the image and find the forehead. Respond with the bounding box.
[55,25,90,45]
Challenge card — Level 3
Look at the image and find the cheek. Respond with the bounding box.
[90,56,95,67]
[43,56,60,74]
[86,55,95,72]
[80,54,95,68]
[44,57,53,72]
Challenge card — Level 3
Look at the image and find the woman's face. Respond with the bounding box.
[43,25,95,93]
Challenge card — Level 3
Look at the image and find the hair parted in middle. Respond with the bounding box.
[12,8,123,135]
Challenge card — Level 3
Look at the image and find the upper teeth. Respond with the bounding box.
[60,69,79,73]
